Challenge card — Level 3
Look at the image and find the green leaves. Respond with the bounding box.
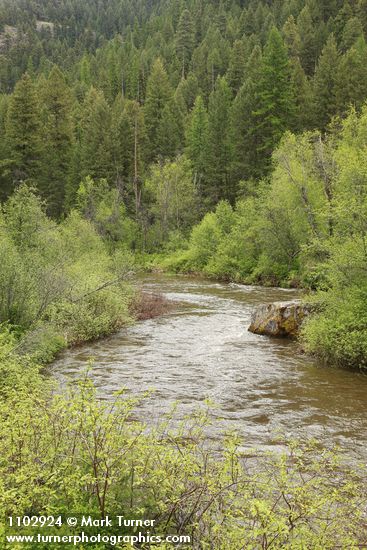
[0,373,366,548]
[0,185,132,357]
[145,156,198,247]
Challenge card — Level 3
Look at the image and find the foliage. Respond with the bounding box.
[0,184,132,361]
[76,176,139,247]
[144,156,198,248]
[1,1,367,546]
[165,107,367,367]
[1,0,367,224]
[0,371,366,549]
[301,108,367,368]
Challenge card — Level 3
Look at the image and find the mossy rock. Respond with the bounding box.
[249,301,310,339]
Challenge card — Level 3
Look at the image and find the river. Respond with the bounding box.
[52,274,367,457]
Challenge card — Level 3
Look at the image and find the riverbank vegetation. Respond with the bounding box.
[1,361,367,549]
[162,108,367,369]
[0,184,134,364]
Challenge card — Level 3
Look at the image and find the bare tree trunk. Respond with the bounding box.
[316,135,334,237]
[133,112,141,219]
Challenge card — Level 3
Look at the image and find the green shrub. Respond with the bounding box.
[0,374,366,549]
[302,285,367,369]
[16,324,66,364]
[49,287,131,345]
[0,186,133,351]
[0,326,43,397]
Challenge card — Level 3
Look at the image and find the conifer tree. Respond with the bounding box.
[207,47,222,93]
[283,15,301,59]
[205,77,233,206]
[341,17,365,51]
[333,1,353,44]
[298,6,319,74]
[227,40,246,95]
[313,35,340,129]
[291,57,313,131]
[156,99,183,160]
[175,9,195,78]
[4,73,43,189]
[79,87,113,183]
[358,0,367,36]
[336,36,367,114]
[175,73,200,113]
[319,0,341,21]
[230,46,263,182]
[79,55,92,88]
[253,28,295,172]
[185,95,209,192]
[124,49,140,101]
[40,66,74,217]
[112,97,146,216]
[144,59,173,162]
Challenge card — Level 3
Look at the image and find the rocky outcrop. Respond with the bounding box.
[248,301,310,339]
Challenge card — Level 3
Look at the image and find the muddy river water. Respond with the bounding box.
[52,275,367,457]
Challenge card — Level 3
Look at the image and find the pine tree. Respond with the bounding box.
[175,72,200,113]
[39,66,74,217]
[358,0,367,37]
[341,17,364,51]
[175,9,195,78]
[106,47,121,101]
[79,55,92,88]
[336,36,367,115]
[313,34,340,129]
[79,87,113,183]
[156,99,183,160]
[205,77,233,206]
[253,27,295,172]
[185,95,209,192]
[283,15,301,59]
[4,73,43,189]
[333,1,354,45]
[144,59,173,162]
[230,46,263,182]
[112,97,146,216]
[291,57,313,131]
[64,100,82,211]
[297,6,319,74]
[318,0,341,21]
[207,46,222,93]
[124,49,140,101]
[227,40,246,95]
[191,25,229,98]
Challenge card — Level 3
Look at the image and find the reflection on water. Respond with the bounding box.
[51,275,367,457]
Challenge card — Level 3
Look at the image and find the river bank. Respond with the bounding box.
[3,277,367,549]
[51,274,367,459]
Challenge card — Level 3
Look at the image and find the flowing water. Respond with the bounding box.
[52,274,367,457]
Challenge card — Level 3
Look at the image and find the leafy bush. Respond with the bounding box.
[144,156,198,248]
[0,327,42,397]
[302,284,367,369]
[76,176,140,248]
[0,373,366,549]
[0,185,133,361]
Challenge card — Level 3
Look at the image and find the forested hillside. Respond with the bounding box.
[1,0,367,215]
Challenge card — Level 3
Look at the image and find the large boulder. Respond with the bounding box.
[248,301,310,339]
